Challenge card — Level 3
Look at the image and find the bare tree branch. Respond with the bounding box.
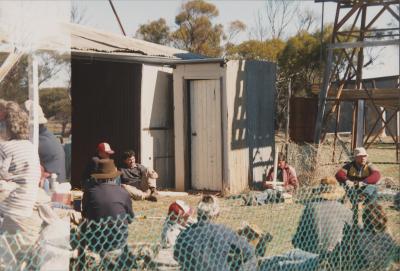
[265,0,298,39]
[71,2,88,24]
[297,8,318,33]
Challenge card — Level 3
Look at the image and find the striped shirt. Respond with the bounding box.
[0,140,40,218]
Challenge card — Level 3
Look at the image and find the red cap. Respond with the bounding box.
[97,142,114,154]
[168,200,193,221]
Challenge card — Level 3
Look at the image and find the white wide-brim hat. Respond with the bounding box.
[24,100,47,124]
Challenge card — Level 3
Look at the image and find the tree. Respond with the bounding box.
[136,18,170,45]
[265,0,298,39]
[40,87,71,136]
[296,8,318,34]
[171,0,224,57]
[225,20,246,44]
[274,26,333,130]
[225,38,285,62]
[71,2,88,24]
[249,10,268,41]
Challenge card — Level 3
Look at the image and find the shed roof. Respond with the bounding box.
[0,22,204,60]
[67,23,203,60]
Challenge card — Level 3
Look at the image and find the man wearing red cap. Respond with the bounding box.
[82,142,115,189]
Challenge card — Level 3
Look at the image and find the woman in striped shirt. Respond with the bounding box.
[0,99,41,245]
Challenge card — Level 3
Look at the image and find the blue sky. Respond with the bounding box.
[75,0,399,78]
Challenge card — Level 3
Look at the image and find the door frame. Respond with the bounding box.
[185,78,225,191]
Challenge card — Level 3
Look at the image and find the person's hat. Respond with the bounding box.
[90,159,121,179]
[97,142,114,154]
[168,200,193,221]
[24,100,47,124]
[319,176,345,201]
[354,147,368,157]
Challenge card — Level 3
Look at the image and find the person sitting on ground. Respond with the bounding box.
[24,100,66,183]
[0,100,41,246]
[292,177,352,255]
[152,200,194,270]
[174,195,257,271]
[264,152,298,193]
[82,142,115,189]
[244,153,298,205]
[161,200,194,249]
[335,147,380,204]
[119,150,158,202]
[81,159,134,257]
[333,201,399,270]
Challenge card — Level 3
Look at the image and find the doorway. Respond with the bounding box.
[189,80,222,191]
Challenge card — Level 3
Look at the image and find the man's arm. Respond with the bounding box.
[266,167,274,182]
[287,166,299,190]
[363,164,381,184]
[335,163,351,184]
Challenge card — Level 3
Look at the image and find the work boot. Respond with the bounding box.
[146,194,158,202]
[150,187,159,196]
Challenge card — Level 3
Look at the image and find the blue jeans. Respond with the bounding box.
[254,189,283,205]
[258,249,319,271]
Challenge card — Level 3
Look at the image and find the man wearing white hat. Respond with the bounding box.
[336,147,380,186]
[24,100,66,182]
[335,147,380,204]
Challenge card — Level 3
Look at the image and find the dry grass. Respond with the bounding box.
[127,134,400,258]
[128,193,400,258]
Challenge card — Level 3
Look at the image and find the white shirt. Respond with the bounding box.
[0,140,40,218]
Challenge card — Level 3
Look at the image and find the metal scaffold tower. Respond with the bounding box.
[314,0,400,161]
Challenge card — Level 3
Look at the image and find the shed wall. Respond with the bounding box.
[71,59,142,188]
[173,63,225,191]
[226,61,275,193]
[141,65,175,188]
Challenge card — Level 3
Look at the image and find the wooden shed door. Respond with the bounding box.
[189,80,222,191]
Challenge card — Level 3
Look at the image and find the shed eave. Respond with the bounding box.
[71,51,225,66]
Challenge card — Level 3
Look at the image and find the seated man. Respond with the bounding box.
[335,147,380,204]
[174,195,257,271]
[264,152,298,193]
[292,177,352,254]
[244,153,298,205]
[153,201,194,269]
[82,159,134,255]
[119,150,158,202]
[161,200,194,248]
[82,142,115,190]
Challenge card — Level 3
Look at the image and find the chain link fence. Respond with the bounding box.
[1,184,399,270]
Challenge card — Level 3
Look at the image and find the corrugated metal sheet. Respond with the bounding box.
[71,59,142,188]
[67,23,188,58]
[0,22,204,60]
[290,97,318,143]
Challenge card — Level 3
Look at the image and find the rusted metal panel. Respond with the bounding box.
[290,97,319,143]
[71,58,142,188]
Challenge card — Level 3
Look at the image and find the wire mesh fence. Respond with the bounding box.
[1,183,399,270]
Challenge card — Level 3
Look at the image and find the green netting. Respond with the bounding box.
[1,186,399,271]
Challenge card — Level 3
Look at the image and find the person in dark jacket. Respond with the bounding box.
[332,202,399,270]
[174,195,257,271]
[82,142,115,189]
[292,177,352,254]
[24,100,66,182]
[119,150,158,202]
[82,158,134,253]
